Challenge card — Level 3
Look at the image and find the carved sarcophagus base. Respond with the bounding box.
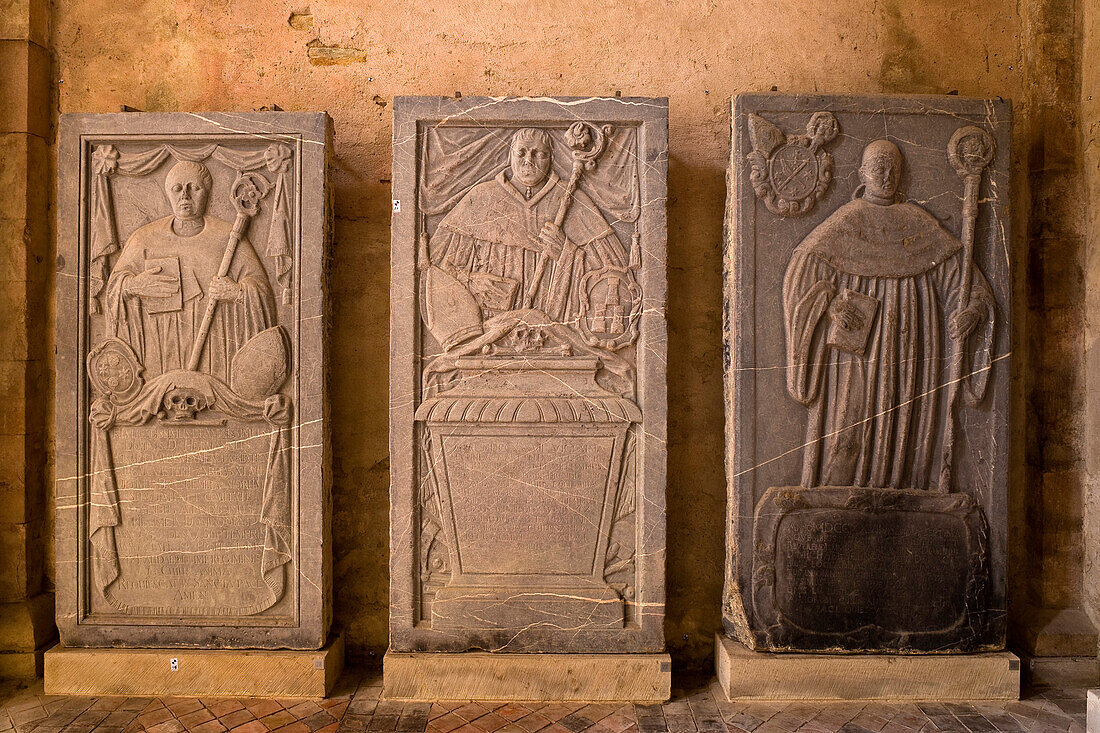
[416,356,639,635]
[752,487,992,653]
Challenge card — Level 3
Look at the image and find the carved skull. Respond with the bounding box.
[162,387,208,421]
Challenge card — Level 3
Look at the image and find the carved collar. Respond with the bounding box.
[496,170,560,208]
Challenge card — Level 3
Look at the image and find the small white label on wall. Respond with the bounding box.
[170,658,179,671]
[393,200,401,212]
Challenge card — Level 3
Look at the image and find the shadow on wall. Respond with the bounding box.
[663,155,729,671]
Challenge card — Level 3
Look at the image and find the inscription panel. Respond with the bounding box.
[390,97,668,653]
[56,112,331,649]
[99,422,280,619]
[443,434,615,576]
[723,95,1010,653]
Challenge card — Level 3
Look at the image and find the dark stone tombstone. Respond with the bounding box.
[720,94,1017,700]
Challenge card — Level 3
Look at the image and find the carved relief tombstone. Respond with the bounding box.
[388,97,669,701]
[723,95,1012,664]
[54,113,333,662]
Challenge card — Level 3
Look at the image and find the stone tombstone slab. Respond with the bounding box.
[390,97,668,653]
[56,112,332,649]
[724,95,1011,653]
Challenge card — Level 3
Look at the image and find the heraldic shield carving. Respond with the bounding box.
[390,97,669,654]
[55,112,332,650]
[725,95,1011,654]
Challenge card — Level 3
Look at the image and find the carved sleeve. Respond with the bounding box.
[783,250,836,406]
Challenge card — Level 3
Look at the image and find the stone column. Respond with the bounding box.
[1083,0,1100,669]
[0,0,55,678]
[1016,0,1099,680]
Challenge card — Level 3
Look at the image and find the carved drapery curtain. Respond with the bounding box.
[89,143,294,310]
[418,125,641,225]
[88,373,293,616]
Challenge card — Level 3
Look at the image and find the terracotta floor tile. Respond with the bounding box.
[7,707,46,727]
[430,712,471,733]
[207,701,247,717]
[147,720,188,733]
[271,724,311,733]
[493,706,531,723]
[453,705,491,723]
[470,713,510,733]
[301,710,338,731]
[178,707,216,727]
[228,721,269,733]
[218,709,257,729]
[245,700,284,719]
[191,720,230,733]
[167,699,206,717]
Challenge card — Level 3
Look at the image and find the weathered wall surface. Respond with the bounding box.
[35,0,1090,667]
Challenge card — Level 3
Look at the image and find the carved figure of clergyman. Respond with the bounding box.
[783,140,995,489]
[105,161,276,381]
[428,128,628,323]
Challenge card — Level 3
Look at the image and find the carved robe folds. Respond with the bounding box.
[390,97,668,656]
[724,95,1011,653]
[55,112,332,650]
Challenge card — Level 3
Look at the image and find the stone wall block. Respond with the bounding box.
[0,41,48,137]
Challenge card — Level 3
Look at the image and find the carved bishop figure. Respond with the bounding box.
[428,127,629,326]
[105,160,277,382]
[783,140,995,490]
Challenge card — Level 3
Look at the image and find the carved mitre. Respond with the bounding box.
[231,325,291,399]
[423,264,483,351]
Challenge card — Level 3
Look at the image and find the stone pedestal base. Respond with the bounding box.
[43,633,343,698]
[383,651,671,702]
[716,634,1019,701]
[0,593,56,678]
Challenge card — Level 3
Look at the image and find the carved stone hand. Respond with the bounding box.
[208,275,242,302]
[538,222,566,260]
[125,265,178,299]
[948,303,984,342]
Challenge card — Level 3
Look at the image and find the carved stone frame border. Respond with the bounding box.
[389,96,668,653]
[751,486,991,653]
[55,112,332,649]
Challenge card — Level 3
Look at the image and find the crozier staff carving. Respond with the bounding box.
[783,136,996,491]
[86,154,294,617]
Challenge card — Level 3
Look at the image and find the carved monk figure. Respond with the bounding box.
[428,127,628,323]
[105,161,276,381]
[783,140,994,489]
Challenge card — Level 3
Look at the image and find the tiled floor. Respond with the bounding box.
[0,670,1088,733]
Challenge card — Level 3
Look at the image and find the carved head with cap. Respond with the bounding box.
[509,128,553,190]
[164,161,213,223]
[858,139,903,205]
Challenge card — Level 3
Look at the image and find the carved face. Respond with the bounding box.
[509,132,552,188]
[858,141,902,202]
[164,162,211,220]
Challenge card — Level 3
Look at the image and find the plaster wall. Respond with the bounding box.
[36,0,1085,666]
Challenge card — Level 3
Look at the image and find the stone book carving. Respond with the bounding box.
[390,97,668,653]
[55,112,332,649]
[724,95,1011,653]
